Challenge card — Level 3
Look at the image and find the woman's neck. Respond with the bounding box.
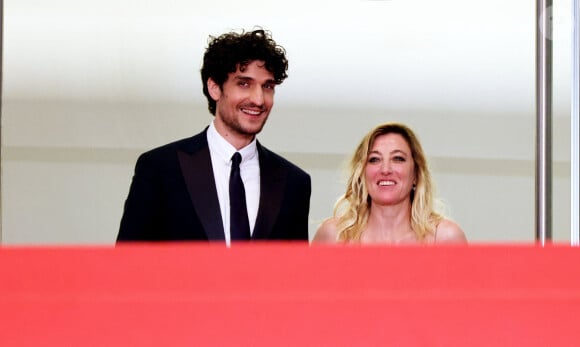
[362,202,416,244]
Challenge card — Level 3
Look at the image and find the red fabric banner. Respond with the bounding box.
[1,243,579,346]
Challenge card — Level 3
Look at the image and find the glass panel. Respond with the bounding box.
[0,0,573,244]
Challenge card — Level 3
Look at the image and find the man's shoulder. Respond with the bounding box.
[258,143,310,179]
[140,130,207,158]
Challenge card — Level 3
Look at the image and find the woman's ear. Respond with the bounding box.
[207,78,221,101]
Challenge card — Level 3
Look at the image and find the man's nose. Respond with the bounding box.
[249,86,264,105]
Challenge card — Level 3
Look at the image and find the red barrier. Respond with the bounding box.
[1,243,579,346]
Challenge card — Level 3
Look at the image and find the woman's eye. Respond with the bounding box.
[393,156,406,162]
[368,157,380,163]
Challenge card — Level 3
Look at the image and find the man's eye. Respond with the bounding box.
[263,84,275,90]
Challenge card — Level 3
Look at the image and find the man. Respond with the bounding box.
[117,28,311,244]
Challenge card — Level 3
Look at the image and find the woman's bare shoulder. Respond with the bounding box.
[435,219,468,244]
[311,217,340,244]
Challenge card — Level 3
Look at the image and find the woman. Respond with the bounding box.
[313,122,467,244]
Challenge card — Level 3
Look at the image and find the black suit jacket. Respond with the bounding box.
[117,129,311,242]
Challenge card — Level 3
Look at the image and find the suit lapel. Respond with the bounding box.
[177,132,225,241]
[252,143,286,240]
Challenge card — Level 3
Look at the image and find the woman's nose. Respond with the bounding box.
[381,162,392,173]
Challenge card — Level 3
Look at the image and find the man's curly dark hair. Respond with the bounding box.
[201,28,289,115]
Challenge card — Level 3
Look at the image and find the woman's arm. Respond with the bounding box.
[311,218,339,243]
[435,219,468,244]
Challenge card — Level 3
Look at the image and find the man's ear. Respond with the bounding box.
[207,78,221,101]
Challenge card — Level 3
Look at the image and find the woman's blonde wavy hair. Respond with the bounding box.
[334,122,443,242]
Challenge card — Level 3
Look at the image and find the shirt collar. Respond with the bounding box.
[207,120,258,164]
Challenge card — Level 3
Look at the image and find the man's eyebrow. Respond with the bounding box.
[234,76,277,85]
[234,76,253,81]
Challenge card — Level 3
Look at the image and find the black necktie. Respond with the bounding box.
[229,152,251,241]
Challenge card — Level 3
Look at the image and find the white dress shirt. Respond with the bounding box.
[207,121,260,246]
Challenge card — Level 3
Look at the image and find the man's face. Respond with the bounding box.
[208,60,277,147]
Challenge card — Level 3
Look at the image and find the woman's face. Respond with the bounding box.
[364,133,416,206]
